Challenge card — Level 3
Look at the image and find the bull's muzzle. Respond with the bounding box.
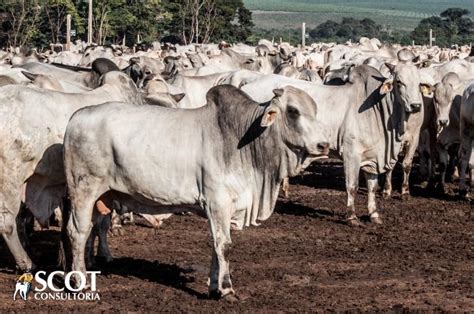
[438,119,449,127]
[316,142,330,156]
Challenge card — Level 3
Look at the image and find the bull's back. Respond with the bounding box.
[65,103,213,204]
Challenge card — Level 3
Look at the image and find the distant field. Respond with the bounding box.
[244,0,474,31]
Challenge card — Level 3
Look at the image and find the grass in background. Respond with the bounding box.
[244,0,474,31]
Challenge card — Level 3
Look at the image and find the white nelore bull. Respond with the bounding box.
[63,85,330,299]
[0,72,141,272]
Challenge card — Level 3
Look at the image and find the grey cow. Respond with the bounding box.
[63,85,329,299]
[242,65,423,225]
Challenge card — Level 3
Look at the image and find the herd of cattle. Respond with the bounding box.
[0,37,473,299]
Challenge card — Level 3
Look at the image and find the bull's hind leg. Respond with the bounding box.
[96,213,113,263]
[67,185,107,288]
[0,196,34,272]
[205,198,235,300]
[437,145,449,194]
[401,136,419,200]
[364,172,382,224]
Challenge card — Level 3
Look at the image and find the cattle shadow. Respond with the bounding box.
[100,257,208,299]
[293,161,347,191]
[0,229,61,273]
[274,200,351,226]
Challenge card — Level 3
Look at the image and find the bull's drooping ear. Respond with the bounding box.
[380,79,393,95]
[171,93,185,103]
[261,104,279,127]
[420,84,435,97]
[21,71,38,81]
[273,88,284,98]
[384,62,396,73]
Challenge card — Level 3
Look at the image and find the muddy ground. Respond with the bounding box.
[0,162,472,311]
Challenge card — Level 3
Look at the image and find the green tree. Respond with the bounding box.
[0,0,42,48]
[411,8,473,46]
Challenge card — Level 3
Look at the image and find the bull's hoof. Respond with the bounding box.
[382,191,391,200]
[436,184,446,195]
[209,289,237,302]
[370,216,383,225]
[459,189,468,198]
[346,217,363,227]
[222,293,239,303]
[109,227,125,237]
[97,254,114,264]
[401,193,410,201]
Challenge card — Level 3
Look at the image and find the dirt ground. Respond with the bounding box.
[0,162,472,311]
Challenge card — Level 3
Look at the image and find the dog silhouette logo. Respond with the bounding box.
[13,272,33,301]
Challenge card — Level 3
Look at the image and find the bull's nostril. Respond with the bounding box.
[439,119,448,126]
[317,142,329,151]
[410,103,422,112]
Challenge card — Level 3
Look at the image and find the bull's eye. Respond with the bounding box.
[287,106,300,118]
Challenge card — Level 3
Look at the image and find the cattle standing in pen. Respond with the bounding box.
[63,85,329,299]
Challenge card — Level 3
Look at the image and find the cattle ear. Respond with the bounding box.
[171,93,185,103]
[273,88,284,98]
[380,80,393,95]
[384,62,396,73]
[21,71,38,81]
[420,84,434,97]
[261,104,279,127]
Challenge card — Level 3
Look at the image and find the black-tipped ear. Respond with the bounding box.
[21,71,38,81]
[384,63,396,73]
[171,93,185,103]
[273,88,284,97]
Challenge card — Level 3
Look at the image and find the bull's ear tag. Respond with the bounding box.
[380,81,393,95]
[261,106,279,127]
[420,84,434,97]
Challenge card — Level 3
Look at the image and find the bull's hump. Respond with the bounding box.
[206,85,257,109]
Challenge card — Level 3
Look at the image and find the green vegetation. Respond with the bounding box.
[244,0,474,31]
[0,0,471,48]
[411,8,473,46]
[0,0,253,48]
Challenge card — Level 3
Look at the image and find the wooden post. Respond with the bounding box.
[122,33,126,48]
[302,23,306,48]
[429,29,436,48]
[66,14,71,51]
[88,0,93,45]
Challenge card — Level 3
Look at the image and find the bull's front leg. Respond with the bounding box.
[344,155,362,226]
[401,136,419,200]
[383,169,393,199]
[205,199,235,300]
[364,172,382,224]
[437,145,449,194]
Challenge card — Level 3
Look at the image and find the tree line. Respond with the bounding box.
[0,0,253,48]
[0,1,471,49]
[258,8,473,47]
